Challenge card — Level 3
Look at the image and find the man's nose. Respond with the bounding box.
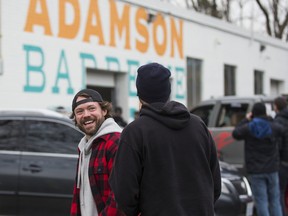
[83,109,91,116]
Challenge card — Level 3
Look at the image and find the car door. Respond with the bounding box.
[211,100,250,169]
[18,118,83,216]
[191,99,251,171]
[0,118,24,215]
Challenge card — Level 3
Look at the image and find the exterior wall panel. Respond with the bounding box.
[0,0,287,121]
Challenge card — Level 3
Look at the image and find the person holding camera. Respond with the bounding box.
[232,102,284,216]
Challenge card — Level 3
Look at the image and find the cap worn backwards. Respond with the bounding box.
[252,102,266,117]
[136,62,171,104]
[72,89,103,112]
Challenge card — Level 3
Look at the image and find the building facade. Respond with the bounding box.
[0,0,288,122]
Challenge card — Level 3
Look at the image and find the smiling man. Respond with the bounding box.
[69,89,123,216]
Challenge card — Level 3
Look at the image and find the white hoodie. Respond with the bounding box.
[76,118,122,216]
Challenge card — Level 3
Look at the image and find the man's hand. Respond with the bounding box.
[246,112,253,121]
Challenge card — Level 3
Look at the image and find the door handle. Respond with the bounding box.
[22,164,42,173]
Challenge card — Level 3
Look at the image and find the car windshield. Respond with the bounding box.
[191,105,214,126]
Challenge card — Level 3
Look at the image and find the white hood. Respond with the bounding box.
[78,117,122,155]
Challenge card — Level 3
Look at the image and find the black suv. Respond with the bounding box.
[0,109,83,216]
[0,109,253,216]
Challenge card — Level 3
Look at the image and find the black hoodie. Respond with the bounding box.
[232,116,283,174]
[274,108,288,163]
[110,101,221,216]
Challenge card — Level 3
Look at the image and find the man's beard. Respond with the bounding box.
[77,116,105,137]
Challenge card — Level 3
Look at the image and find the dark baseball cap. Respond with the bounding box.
[72,89,103,112]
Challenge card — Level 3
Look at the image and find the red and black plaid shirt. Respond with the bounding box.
[70,132,124,216]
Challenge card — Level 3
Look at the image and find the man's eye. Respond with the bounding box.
[89,107,96,111]
[75,110,83,115]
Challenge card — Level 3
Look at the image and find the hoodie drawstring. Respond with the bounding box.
[77,151,83,189]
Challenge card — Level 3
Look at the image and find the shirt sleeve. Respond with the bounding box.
[232,119,250,140]
[99,133,125,216]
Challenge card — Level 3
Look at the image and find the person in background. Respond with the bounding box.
[274,96,288,216]
[109,62,221,216]
[69,89,123,216]
[113,106,127,128]
[232,102,283,216]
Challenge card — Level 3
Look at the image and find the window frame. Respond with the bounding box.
[23,117,83,155]
[224,64,236,96]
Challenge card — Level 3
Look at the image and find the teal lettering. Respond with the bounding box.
[175,67,185,99]
[79,53,97,89]
[127,60,140,97]
[23,44,46,92]
[52,50,74,94]
[106,57,120,71]
[129,108,135,121]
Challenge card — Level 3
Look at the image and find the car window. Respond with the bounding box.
[216,103,248,127]
[0,120,23,151]
[191,105,214,126]
[24,120,83,154]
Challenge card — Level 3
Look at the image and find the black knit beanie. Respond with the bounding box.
[136,62,171,104]
[72,89,103,112]
[252,102,266,117]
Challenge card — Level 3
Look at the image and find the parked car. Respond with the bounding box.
[190,95,275,171]
[190,95,288,213]
[216,161,253,216]
[0,109,253,216]
[0,109,83,216]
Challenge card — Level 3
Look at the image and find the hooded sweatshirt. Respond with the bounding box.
[77,118,122,216]
[110,101,221,216]
[232,116,283,174]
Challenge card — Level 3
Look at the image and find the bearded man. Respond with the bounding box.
[69,89,123,216]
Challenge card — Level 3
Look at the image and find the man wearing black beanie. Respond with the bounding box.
[110,62,221,216]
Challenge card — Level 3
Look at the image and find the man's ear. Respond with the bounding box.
[102,109,108,117]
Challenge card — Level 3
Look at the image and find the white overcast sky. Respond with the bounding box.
[159,0,272,35]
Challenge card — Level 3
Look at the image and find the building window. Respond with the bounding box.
[270,79,284,96]
[224,65,236,96]
[254,70,264,94]
[187,57,202,110]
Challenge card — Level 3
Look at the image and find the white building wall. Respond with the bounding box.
[0,0,287,120]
